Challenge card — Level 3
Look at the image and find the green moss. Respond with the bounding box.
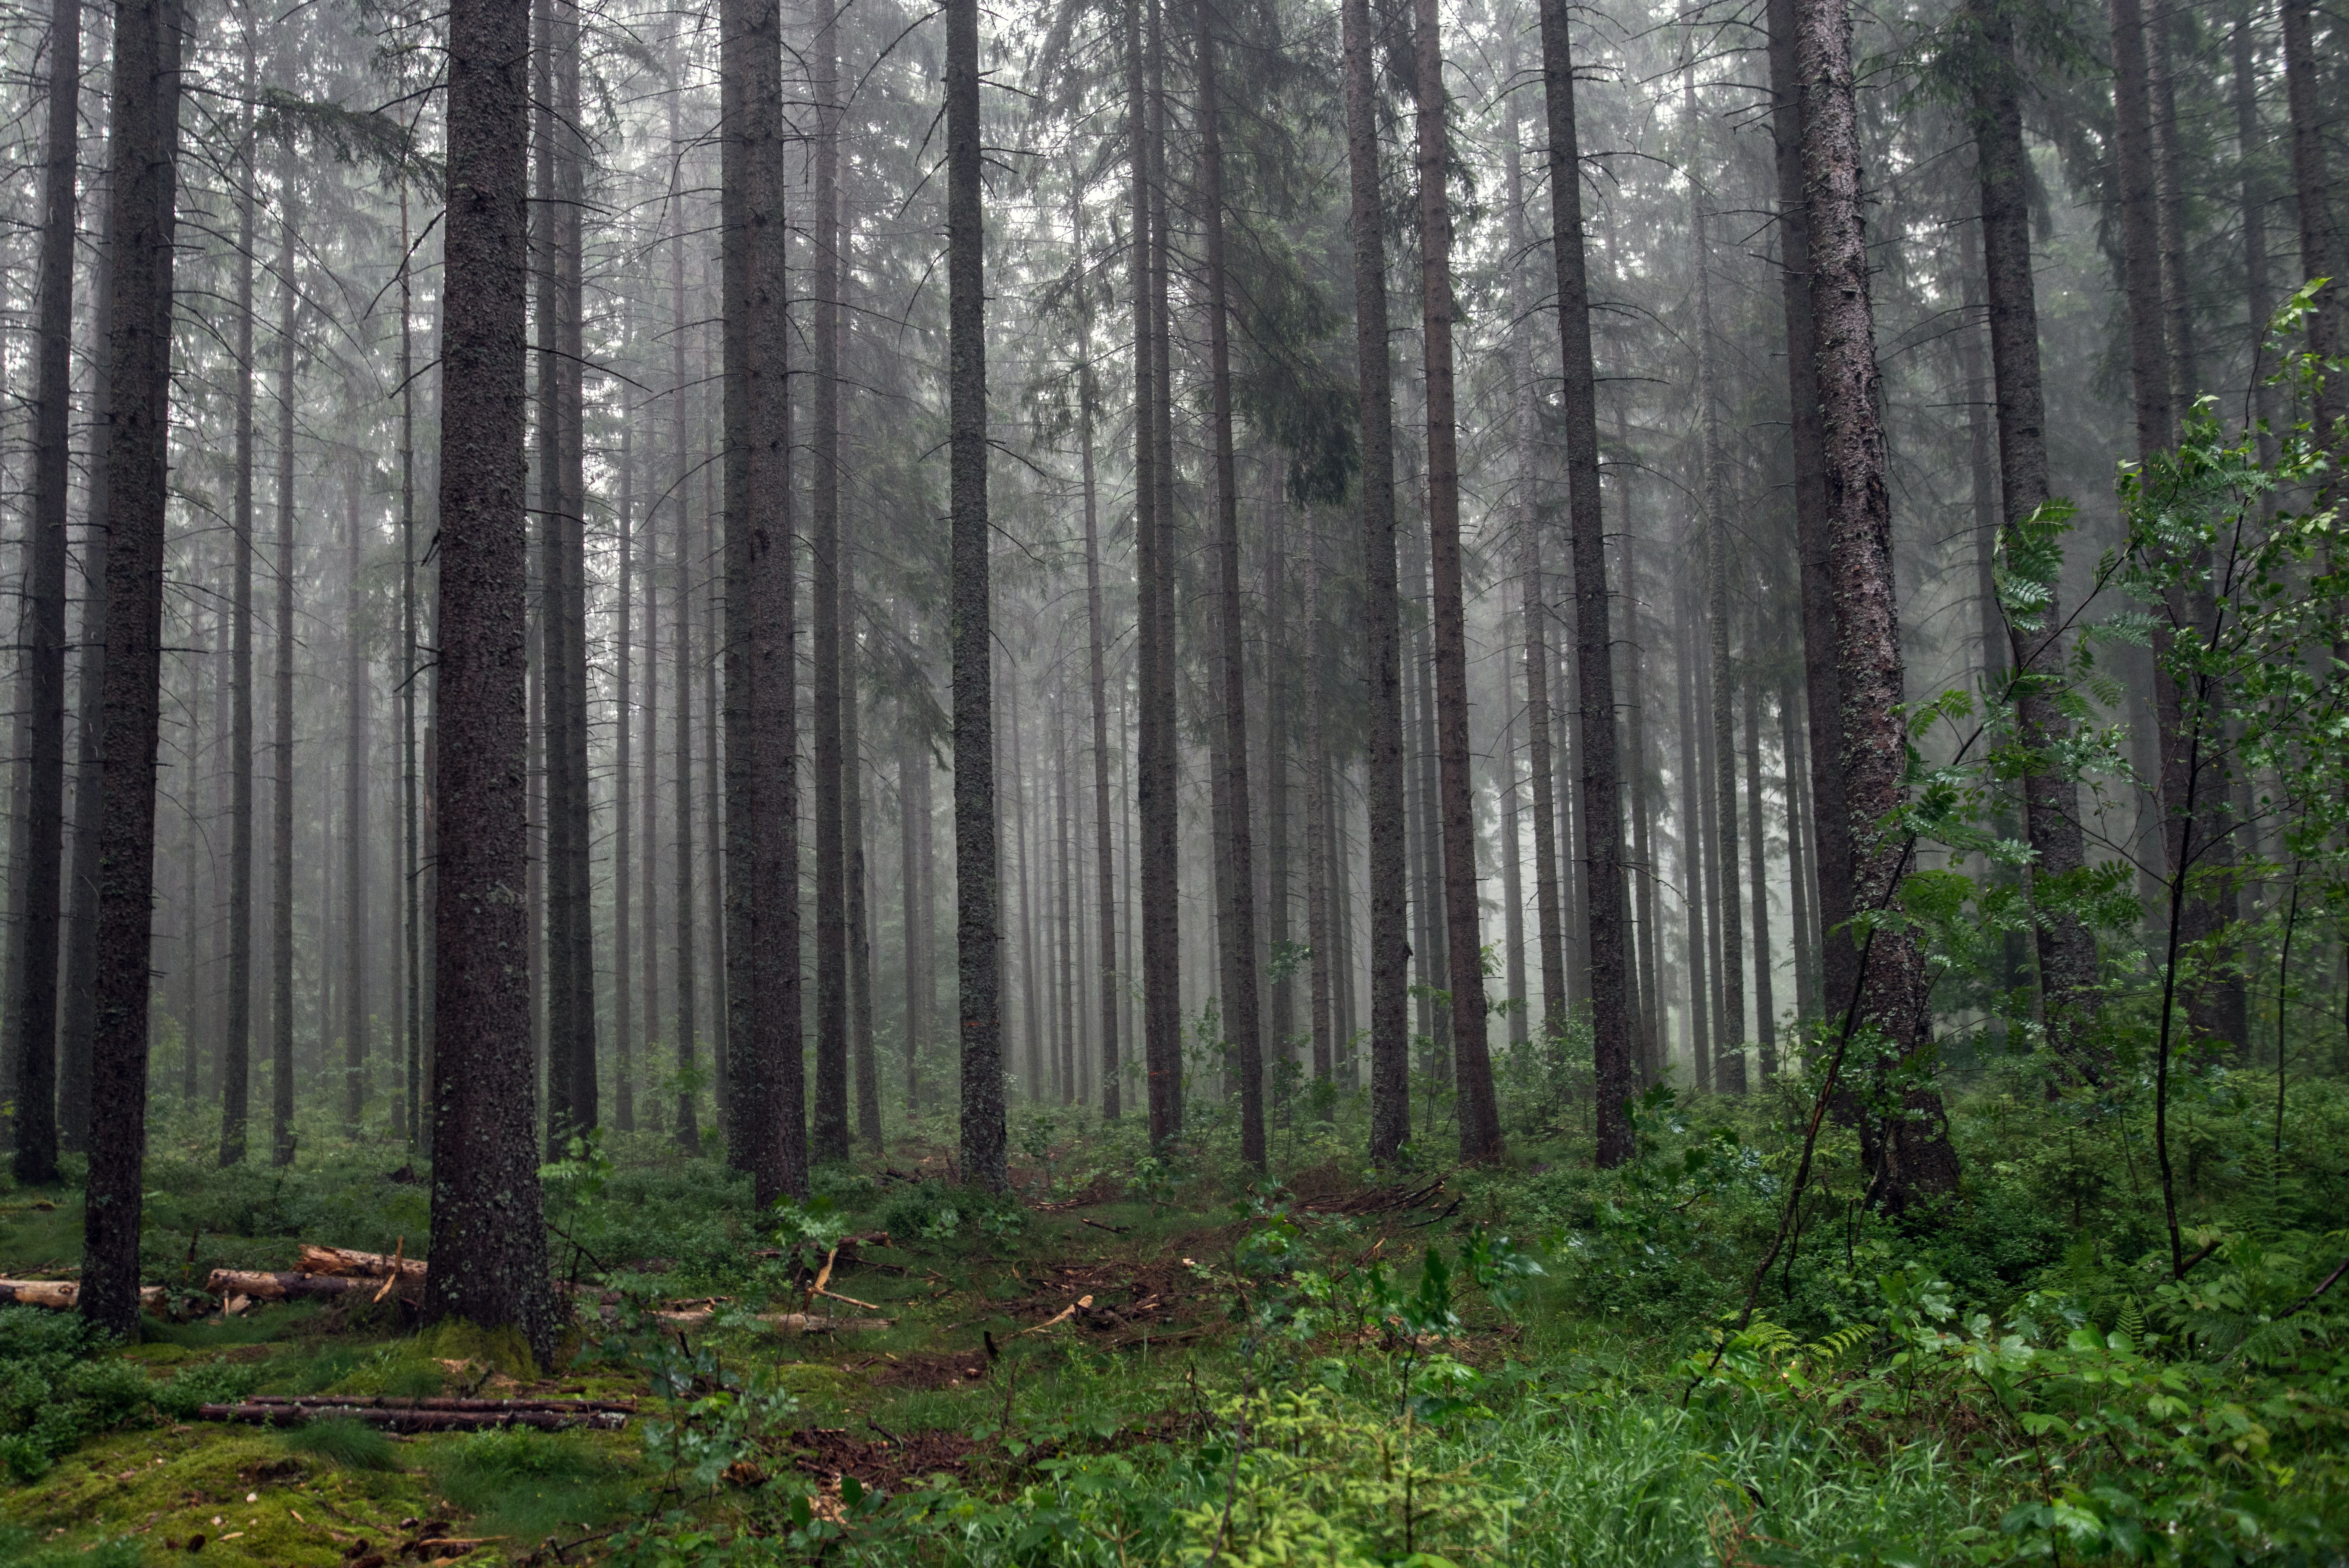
[413,1322,539,1383]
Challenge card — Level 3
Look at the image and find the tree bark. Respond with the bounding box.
[1966,0,2099,1071]
[1131,0,1181,1148]
[1743,657,1776,1079]
[669,148,700,1150]
[1798,0,1961,1210]
[343,464,370,1132]
[1675,589,1710,1081]
[1192,0,1268,1168]
[82,0,185,1338]
[270,191,297,1168]
[1302,534,1333,1082]
[811,0,850,1165]
[900,720,927,1111]
[10,0,91,1183]
[948,0,1005,1189]
[424,0,558,1359]
[400,180,425,1150]
[2280,0,2339,438]
[1766,0,1853,1026]
[1539,0,1633,1162]
[615,359,636,1134]
[1339,0,1408,1161]
[1078,291,1119,1120]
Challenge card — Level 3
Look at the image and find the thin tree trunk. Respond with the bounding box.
[900,719,926,1111]
[615,370,636,1134]
[1676,589,1710,1084]
[1265,498,1294,1076]
[1798,0,1961,1209]
[1190,0,1267,1166]
[1303,533,1333,1082]
[1766,0,1853,1023]
[10,0,84,1183]
[1011,683,1040,1099]
[1540,0,1633,1160]
[669,148,701,1149]
[1340,0,1407,1161]
[1500,675,1527,1048]
[1743,656,1776,1079]
[1686,51,1746,1094]
[948,0,1004,1188]
[59,186,113,1156]
[1967,0,2099,1071]
[400,179,424,1151]
[426,0,557,1359]
[1055,702,1077,1107]
[1778,672,1816,1026]
[2280,0,2340,440]
[270,193,297,1167]
[811,0,850,1164]
[1078,286,1119,1120]
[343,464,370,1132]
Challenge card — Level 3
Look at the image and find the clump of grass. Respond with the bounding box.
[427,1428,632,1543]
[0,1527,144,1568]
[279,1415,401,1471]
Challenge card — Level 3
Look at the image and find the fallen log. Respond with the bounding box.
[203,1268,419,1303]
[603,1304,893,1333]
[197,1400,626,1433]
[296,1243,427,1283]
[0,1280,164,1310]
[242,1394,637,1415]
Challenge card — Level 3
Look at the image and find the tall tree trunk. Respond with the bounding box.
[82,0,185,1337]
[2232,3,2275,450]
[427,0,557,1359]
[344,466,370,1132]
[2147,5,2196,424]
[948,0,1005,1189]
[59,191,113,1156]
[400,180,424,1151]
[1777,672,1816,1025]
[1132,0,1181,1148]
[844,462,880,1149]
[1506,110,1566,1048]
[270,193,297,1167]
[1302,534,1333,1082]
[1193,0,1268,1167]
[1341,0,1407,1161]
[2110,0,2174,460]
[1540,0,1633,1161]
[1011,684,1040,1099]
[10,0,84,1184]
[1055,702,1077,1106]
[1675,591,1710,1081]
[900,720,926,1111]
[1967,0,2099,1071]
[1078,308,1119,1118]
[723,0,803,1203]
[1499,675,1527,1046]
[1766,0,1853,1023]
[2280,0,2339,438]
[811,0,851,1164]
[1743,657,1776,1079]
[615,370,636,1134]
[1265,499,1294,1076]
[1686,51,1746,1094]
[1798,0,1961,1210]
[667,121,699,1150]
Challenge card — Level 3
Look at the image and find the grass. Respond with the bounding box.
[279,1417,401,1471]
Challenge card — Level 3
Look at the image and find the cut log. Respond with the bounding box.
[203,1269,419,1303]
[197,1401,626,1433]
[0,1280,163,1309]
[297,1243,428,1283]
[606,1304,894,1333]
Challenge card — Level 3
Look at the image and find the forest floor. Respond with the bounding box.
[2,1071,2345,1566]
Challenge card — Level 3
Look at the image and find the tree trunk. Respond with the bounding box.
[428,0,558,1355]
[722,0,803,1204]
[948,0,1004,1189]
[1340,0,1408,1161]
[1766,0,1853,1024]
[1078,291,1119,1119]
[1743,656,1776,1079]
[615,365,636,1135]
[270,193,298,1168]
[811,0,851,1165]
[400,181,424,1151]
[900,720,926,1111]
[343,465,370,1132]
[2280,0,2340,439]
[1302,535,1333,1082]
[669,148,701,1149]
[10,0,85,1184]
[1193,1,1268,1168]
[1686,51,1746,1095]
[1539,0,1634,1161]
[1967,0,2099,1071]
[1132,0,1182,1148]
[1675,590,1710,1083]
[82,0,186,1338]
[1055,703,1077,1107]
[1798,0,1961,1210]
[1777,673,1816,1026]
[1264,499,1294,1077]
